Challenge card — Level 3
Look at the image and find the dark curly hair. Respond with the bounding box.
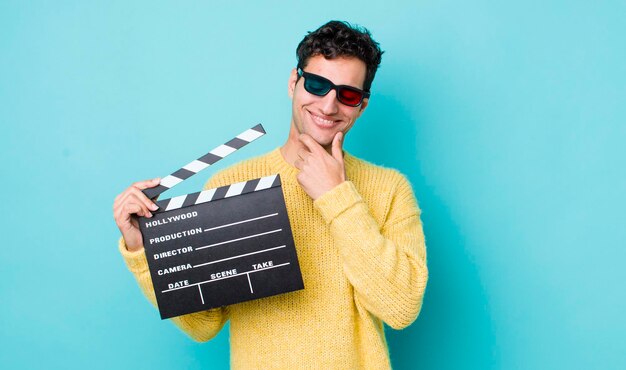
[296,20,383,92]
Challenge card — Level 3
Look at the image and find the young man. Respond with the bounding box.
[113,20,428,369]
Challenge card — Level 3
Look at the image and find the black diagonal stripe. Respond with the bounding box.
[182,192,200,208]
[198,152,223,164]
[251,123,265,134]
[225,137,249,149]
[171,168,195,180]
[153,198,171,214]
[271,174,282,188]
[211,184,229,201]
[143,185,169,199]
[241,178,260,195]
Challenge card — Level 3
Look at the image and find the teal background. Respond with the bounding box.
[1,1,624,369]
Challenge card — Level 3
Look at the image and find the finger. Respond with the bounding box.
[294,158,303,170]
[116,179,159,210]
[128,187,159,211]
[298,134,325,155]
[125,193,152,216]
[114,188,132,208]
[297,148,310,161]
[114,191,135,215]
[115,200,146,224]
[124,201,152,219]
[113,193,130,214]
[117,204,144,226]
[132,177,161,191]
[128,191,159,213]
[114,188,146,214]
[331,131,344,162]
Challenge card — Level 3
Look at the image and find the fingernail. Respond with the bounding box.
[147,212,153,218]
[150,203,158,211]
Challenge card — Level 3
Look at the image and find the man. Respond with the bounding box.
[114,20,428,369]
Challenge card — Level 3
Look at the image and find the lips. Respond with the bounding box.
[309,111,337,128]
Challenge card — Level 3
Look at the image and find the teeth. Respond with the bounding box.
[312,114,334,125]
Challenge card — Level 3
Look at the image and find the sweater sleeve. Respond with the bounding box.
[117,170,239,341]
[118,238,229,342]
[313,176,428,330]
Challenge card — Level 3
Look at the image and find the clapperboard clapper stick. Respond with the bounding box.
[138,124,304,319]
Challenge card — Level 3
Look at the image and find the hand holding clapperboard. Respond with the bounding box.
[135,124,304,319]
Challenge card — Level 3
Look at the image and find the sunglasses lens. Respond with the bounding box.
[304,75,331,96]
[300,70,366,106]
[338,88,363,106]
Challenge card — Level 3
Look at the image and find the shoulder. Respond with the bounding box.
[203,150,274,190]
[344,153,419,224]
[345,153,411,192]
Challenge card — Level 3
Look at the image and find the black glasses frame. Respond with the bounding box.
[297,68,370,107]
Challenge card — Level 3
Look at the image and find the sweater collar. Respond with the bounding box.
[268,147,299,183]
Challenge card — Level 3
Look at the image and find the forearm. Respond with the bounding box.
[314,181,428,329]
[118,238,228,341]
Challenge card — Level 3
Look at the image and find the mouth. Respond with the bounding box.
[309,111,338,128]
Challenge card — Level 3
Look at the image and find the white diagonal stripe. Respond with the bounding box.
[210,144,237,158]
[183,159,210,173]
[166,195,187,211]
[160,175,184,188]
[225,181,246,198]
[237,128,264,142]
[255,175,277,191]
[195,188,216,204]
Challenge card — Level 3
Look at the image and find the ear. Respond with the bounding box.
[288,68,298,99]
[356,98,369,118]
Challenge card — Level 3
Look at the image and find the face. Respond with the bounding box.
[288,55,369,148]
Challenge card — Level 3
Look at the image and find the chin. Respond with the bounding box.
[305,129,335,147]
[295,119,338,147]
[307,124,339,143]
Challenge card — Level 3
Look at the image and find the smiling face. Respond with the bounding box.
[288,55,369,149]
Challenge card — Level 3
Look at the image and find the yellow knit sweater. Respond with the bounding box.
[119,147,428,369]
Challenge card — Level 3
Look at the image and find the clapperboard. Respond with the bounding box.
[138,124,304,319]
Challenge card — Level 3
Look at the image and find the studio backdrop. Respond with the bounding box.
[1,1,624,369]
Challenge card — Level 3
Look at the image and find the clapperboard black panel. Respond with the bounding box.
[136,125,304,319]
[139,175,303,319]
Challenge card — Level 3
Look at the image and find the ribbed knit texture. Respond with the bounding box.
[119,147,428,369]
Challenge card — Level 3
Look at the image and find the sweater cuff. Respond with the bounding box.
[314,181,363,224]
[118,237,149,274]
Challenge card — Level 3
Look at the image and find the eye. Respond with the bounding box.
[339,89,362,105]
[307,77,330,93]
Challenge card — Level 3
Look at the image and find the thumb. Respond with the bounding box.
[331,131,344,162]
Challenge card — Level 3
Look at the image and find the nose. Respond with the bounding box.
[319,88,339,115]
